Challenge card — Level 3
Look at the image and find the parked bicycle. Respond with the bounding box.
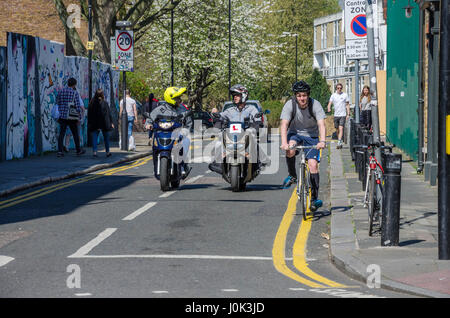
[353,142,393,236]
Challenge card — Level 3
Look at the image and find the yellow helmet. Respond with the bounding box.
[164,87,187,106]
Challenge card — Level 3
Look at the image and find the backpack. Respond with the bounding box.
[288,96,316,128]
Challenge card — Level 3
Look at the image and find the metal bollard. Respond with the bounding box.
[381,153,402,246]
[349,119,356,161]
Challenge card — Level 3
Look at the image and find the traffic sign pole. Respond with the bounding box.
[121,71,128,151]
[115,23,133,151]
[355,59,360,123]
[365,0,382,167]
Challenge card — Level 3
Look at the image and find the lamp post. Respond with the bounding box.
[282,32,299,82]
[88,0,93,101]
[438,0,450,260]
[171,0,174,86]
[228,0,232,99]
[87,0,93,147]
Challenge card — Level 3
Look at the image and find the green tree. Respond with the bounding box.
[255,0,340,100]
[52,0,181,62]
[307,68,331,111]
[123,71,150,103]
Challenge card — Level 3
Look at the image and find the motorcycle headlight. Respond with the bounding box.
[226,143,245,150]
[158,122,174,129]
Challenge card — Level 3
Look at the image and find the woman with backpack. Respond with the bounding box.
[88,89,114,157]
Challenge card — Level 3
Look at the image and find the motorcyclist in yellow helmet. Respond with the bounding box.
[146,87,193,178]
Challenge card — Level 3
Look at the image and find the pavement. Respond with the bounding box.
[0,132,153,197]
[329,141,450,298]
[0,132,449,297]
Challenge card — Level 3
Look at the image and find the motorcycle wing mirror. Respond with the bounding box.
[264,109,271,115]
[143,112,151,119]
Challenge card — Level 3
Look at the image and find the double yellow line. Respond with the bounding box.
[0,156,152,211]
[272,188,347,288]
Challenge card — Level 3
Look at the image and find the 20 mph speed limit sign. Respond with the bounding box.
[113,30,134,72]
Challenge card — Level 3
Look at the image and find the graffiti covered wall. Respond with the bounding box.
[0,46,6,161]
[3,32,119,160]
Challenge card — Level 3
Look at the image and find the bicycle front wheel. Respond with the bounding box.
[368,170,376,236]
[300,164,308,221]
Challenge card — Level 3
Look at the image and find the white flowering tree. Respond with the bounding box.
[138,0,267,109]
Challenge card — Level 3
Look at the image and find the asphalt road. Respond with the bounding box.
[0,136,412,300]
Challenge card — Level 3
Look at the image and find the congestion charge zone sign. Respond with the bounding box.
[112,30,134,72]
[344,0,379,60]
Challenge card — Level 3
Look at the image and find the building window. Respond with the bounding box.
[334,21,339,47]
[314,27,317,51]
[346,78,353,103]
[321,24,327,49]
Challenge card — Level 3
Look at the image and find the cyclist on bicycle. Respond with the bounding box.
[280,80,327,212]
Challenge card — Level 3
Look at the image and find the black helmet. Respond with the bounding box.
[292,81,310,94]
[230,84,248,103]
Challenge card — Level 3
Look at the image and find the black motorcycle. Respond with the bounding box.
[212,113,263,192]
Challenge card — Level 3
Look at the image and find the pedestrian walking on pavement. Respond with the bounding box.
[88,89,114,158]
[64,90,86,152]
[327,83,350,149]
[56,77,85,157]
[359,85,372,130]
[119,89,138,151]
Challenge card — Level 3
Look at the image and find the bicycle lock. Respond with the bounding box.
[381,152,403,246]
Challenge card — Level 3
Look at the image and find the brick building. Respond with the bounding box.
[0,0,88,54]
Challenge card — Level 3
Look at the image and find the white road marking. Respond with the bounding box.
[122,202,157,221]
[75,293,92,297]
[222,289,239,292]
[185,175,203,184]
[152,291,169,294]
[0,256,14,267]
[289,288,306,291]
[68,253,287,261]
[159,191,176,198]
[205,170,212,174]
[68,228,117,258]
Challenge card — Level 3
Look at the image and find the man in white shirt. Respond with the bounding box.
[327,83,350,149]
[119,90,138,149]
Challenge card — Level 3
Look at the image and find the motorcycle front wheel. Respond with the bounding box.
[160,157,171,192]
[230,165,241,192]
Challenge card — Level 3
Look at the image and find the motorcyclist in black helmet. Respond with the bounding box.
[209,84,265,174]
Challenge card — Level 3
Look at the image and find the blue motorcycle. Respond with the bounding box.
[145,112,188,191]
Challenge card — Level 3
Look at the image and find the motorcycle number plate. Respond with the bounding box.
[230,124,242,133]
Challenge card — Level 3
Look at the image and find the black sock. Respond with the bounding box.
[310,173,320,201]
[286,156,297,179]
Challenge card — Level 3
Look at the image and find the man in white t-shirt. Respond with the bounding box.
[119,90,138,147]
[327,83,350,149]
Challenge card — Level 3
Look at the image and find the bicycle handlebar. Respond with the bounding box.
[288,144,327,150]
[352,143,395,151]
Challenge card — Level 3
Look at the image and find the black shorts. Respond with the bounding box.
[334,116,346,128]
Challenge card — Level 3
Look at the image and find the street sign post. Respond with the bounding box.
[344,0,379,60]
[114,22,133,151]
[114,30,134,72]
